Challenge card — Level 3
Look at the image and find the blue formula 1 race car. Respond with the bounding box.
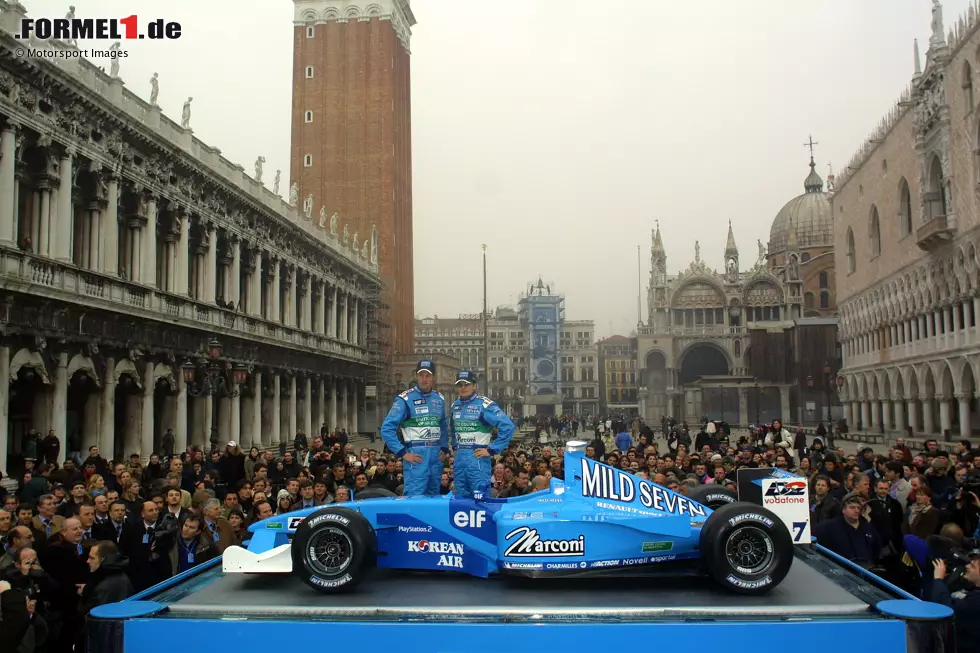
[223,441,799,595]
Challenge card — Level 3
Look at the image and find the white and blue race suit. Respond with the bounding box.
[381,387,448,496]
[449,394,515,498]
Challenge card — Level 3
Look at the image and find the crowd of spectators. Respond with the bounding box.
[2,415,980,651]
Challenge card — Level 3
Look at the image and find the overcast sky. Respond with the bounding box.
[28,0,966,337]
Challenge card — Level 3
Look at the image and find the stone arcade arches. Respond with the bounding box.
[840,356,980,438]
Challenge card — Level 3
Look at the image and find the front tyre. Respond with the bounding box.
[291,507,376,593]
[699,503,793,595]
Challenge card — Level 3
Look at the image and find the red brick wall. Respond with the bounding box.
[290,18,415,356]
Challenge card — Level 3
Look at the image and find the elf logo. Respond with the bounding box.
[453,509,487,529]
[764,481,806,497]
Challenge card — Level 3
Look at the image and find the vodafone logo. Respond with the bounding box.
[764,480,806,497]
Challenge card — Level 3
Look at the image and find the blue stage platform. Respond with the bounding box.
[89,545,954,653]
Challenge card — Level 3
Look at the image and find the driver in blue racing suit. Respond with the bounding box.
[449,370,516,498]
[380,360,448,496]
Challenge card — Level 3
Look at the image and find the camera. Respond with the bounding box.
[928,535,980,593]
[961,471,980,494]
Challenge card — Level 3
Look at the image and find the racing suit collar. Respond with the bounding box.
[459,392,480,404]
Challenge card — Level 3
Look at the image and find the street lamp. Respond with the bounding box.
[182,340,246,397]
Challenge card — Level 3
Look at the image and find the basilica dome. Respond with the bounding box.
[768,159,833,255]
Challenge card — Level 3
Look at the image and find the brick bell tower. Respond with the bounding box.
[290,0,416,357]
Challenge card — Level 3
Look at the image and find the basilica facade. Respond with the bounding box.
[0,4,382,474]
[835,1,980,441]
[636,159,838,426]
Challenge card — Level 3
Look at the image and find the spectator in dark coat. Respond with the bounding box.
[813,493,883,569]
[38,517,87,653]
[41,430,61,466]
[218,442,246,491]
[83,541,134,612]
[118,501,169,592]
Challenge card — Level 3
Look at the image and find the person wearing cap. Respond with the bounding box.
[380,360,448,496]
[449,370,516,498]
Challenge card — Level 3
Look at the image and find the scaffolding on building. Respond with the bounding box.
[364,281,393,430]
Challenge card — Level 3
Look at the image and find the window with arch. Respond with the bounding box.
[804,292,815,310]
[820,290,830,309]
[846,228,856,273]
[925,154,947,220]
[965,60,975,110]
[306,25,315,38]
[819,271,829,288]
[801,252,811,263]
[869,205,881,258]
[304,154,312,167]
[305,66,314,78]
[304,110,313,123]
[898,177,912,236]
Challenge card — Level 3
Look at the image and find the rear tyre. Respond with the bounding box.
[699,503,793,595]
[687,484,737,510]
[291,507,376,593]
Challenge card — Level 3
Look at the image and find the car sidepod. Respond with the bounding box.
[495,489,704,576]
[369,497,503,578]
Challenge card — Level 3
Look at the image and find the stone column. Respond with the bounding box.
[271,374,281,448]
[0,125,17,245]
[100,358,116,456]
[177,212,189,297]
[140,361,154,460]
[906,397,919,433]
[302,376,312,438]
[252,372,262,449]
[957,393,972,438]
[893,399,906,433]
[302,278,312,331]
[249,251,263,317]
[842,402,852,428]
[328,287,337,337]
[53,352,68,463]
[205,224,217,303]
[921,396,935,434]
[870,399,881,431]
[316,377,325,432]
[143,196,157,287]
[103,176,119,276]
[230,384,241,446]
[939,396,953,438]
[230,238,241,308]
[339,380,348,433]
[289,267,298,328]
[175,375,187,455]
[0,347,8,474]
[289,375,298,442]
[203,396,214,449]
[271,259,281,323]
[88,206,101,271]
[881,399,892,432]
[778,385,790,422]
[738,388,748,427]
[329,378,338,430]
[860,401,870,430]
[349,380,358,432]
[55,152,73,262]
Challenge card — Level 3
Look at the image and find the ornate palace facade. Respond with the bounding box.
[0,3,381,473]
[835,2,980,440]
[636,158,839,426]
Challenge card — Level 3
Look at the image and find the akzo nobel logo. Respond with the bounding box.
[16,13,182,41]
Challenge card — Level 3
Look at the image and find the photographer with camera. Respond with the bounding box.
[949,466,980,536]
[925,554,980,650]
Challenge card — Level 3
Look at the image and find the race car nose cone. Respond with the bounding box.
[565,440,588,453]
